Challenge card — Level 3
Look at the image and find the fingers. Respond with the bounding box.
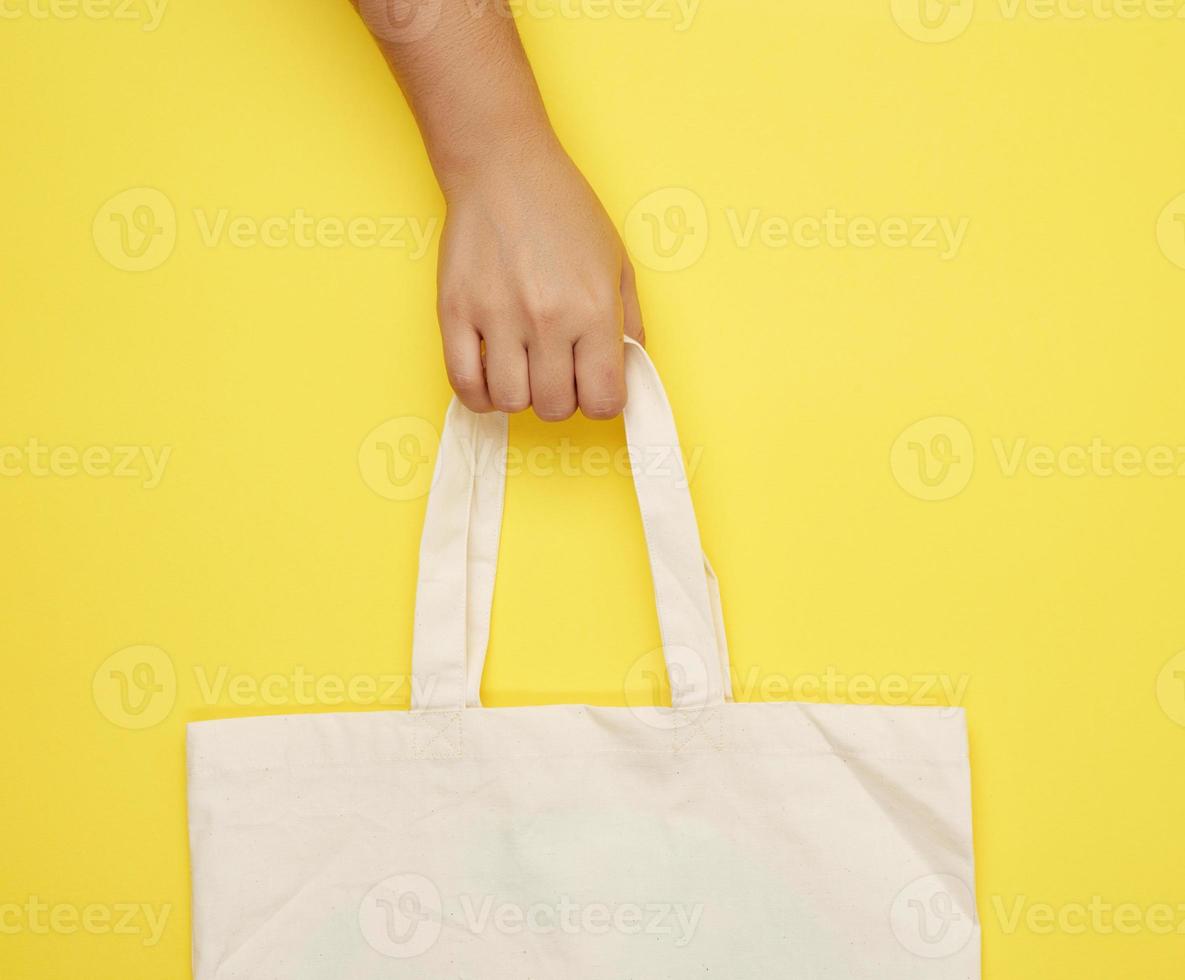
[446,330,627,421]
[440,257,640,421]
[528,342,577,421]
[574,332,626,420]
[574,268,629,419]
[440,322,493,413]
[483,335,531,414]
[620,259,645,346]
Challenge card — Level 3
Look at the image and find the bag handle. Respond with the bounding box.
[410,339,732,712]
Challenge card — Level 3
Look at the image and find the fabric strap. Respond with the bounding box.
[411,338,732,711]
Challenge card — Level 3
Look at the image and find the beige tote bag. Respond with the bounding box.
[187,339,980,978]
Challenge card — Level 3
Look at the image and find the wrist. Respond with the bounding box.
[431,116,562,202]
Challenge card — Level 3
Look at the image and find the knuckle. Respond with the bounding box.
[456,389,492,413]
[584,288,619,322]
[437,290,468,322]
[580,381,625,419]
[492,393,530,414]
[522,280,617,334]
[446,366,484,395]
[581,399,623,420]
[524,292,566,329]
[535,402,576,423]
[561,285,616,325]
[441,287,500,326]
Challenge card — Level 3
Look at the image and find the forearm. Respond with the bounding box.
[354,0,556,195]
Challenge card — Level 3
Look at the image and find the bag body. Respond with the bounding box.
[188,341,979,978]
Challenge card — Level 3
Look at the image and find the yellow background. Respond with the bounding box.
[2,0,1184,976]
